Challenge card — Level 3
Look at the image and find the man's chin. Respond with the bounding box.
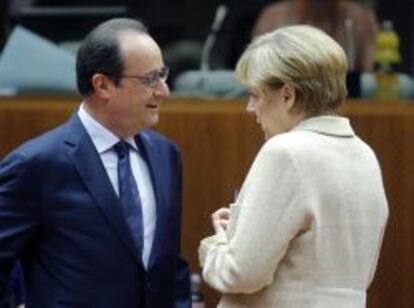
[146,114,159,128]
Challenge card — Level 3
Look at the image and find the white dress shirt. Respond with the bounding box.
[78,104,156,269]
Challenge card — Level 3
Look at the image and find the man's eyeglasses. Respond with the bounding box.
[121,66,169,89]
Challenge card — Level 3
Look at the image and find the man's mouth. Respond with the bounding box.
[146,103,159,109]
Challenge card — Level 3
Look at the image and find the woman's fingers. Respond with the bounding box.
[211,207,230,233]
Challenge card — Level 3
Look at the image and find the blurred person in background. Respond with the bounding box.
[199,25,388,308]
[252,0,379,71]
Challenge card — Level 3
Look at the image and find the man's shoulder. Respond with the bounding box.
[6,119,73,159]
[0,119,77,179]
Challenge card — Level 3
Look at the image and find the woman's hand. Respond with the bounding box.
[211,207,230,234]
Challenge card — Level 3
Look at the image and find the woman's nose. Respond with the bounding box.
[246,99,256,113]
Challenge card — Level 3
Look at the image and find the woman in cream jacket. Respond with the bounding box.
[199,25,388,308]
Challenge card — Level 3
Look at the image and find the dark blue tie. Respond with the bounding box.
[113,140,144,256]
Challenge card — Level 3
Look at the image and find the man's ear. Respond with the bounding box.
[281,83,296,111]
[91,73,113,100]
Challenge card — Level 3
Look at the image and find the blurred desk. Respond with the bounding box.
[1,96,413,308]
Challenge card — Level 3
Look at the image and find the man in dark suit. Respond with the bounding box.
[0,18,191,308]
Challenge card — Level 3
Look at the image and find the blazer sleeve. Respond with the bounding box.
[173,256,191,308]
[199,142,307,294]
[0,152,39,301]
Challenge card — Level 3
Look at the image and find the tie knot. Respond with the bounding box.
[113,140,130,158]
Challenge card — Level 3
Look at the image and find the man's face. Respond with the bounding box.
[105,31,170,137]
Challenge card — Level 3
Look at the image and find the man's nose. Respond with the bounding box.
[154,79,170,98]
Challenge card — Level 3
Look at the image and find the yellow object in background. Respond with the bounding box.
[374,20,401,71]
[374,72,400,100]
[373,20,402,100]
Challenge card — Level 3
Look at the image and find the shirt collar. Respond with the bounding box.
[78,103,138,153]
[293,115,355,137]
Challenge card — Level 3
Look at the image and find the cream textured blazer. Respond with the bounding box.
[199,116,388,308]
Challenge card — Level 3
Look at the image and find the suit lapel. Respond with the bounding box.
[136,132,167,269]
[64,114,144,266]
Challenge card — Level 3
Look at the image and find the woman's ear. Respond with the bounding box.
[91,73,113,100]
[281,83,296,111]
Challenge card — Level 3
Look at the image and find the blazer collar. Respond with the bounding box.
[63,113,145,268]
[134,132,166,269]
[78,104,140,153]
[64,114,172,270]
[293,115,355,137]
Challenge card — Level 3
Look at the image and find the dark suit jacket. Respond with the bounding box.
[0,113,191,308]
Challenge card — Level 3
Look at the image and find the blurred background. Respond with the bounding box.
[0,0,413,95]
[1,1,414,307]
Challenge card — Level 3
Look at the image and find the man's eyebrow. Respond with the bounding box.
[146,67,165,74]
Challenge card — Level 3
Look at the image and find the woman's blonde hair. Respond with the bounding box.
[236,25,348,114]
